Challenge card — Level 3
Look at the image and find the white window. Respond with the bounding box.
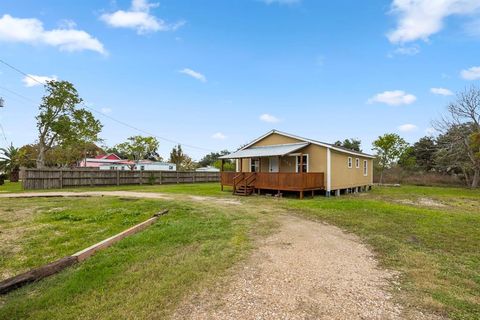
[347,157,352,168]
[140,165,145,171]
[250,158,260,172]
[355,158,360,168]
[363,160,368,176]
[296,155,308,173]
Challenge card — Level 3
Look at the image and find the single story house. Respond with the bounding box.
[99,161,176,171]
[78,153,176,171]
[195,166,220,172]
[219,130,374,198]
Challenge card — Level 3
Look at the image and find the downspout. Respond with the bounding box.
[326,148,331,197]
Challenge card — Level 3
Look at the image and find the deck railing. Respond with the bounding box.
[221,172,324,191]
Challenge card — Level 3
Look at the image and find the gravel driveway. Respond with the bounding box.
[174,215,406,320]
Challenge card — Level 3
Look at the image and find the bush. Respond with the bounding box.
[0,173,6,185]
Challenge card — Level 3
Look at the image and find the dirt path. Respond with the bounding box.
[174,215,405,320]
[0,191,241,206]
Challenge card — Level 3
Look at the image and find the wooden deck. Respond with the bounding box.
[221,172,324,199]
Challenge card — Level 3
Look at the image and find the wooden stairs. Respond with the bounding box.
[233,173,256,196]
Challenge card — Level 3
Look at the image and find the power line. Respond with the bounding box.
[0,58,214,153]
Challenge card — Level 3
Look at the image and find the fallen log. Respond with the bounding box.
[0,209,169,294]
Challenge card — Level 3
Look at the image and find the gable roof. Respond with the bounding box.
[238,130,375,159]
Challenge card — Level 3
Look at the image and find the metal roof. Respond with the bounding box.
[219,142,309,159]
[239,130,376,158]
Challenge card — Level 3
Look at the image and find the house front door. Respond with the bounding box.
[268,157,279,172]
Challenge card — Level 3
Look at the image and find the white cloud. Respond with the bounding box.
[430,87,453,96]
[22,74,57,87]
[460,66,480,80]
[262,0,301,4]
[0,14,106,54]
[100,0,185,34]
[368,90,417,106]
[211,132,227,140]
[398,124,418,132]
[387,0,480,44]
[101,107,112,114]
[259,113,280,123]
[179,68,206,82]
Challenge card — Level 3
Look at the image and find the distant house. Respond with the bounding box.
[99,161,176,171]
[219,130,374,198]
[195,166,220,172]
[78,153,176,171]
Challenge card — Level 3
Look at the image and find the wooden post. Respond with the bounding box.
[300,191,304,199]
[239,158,243,172]
[139,170,143,185]
[220,159,224,191]
[59,170,63,189]
[116,170,120,186]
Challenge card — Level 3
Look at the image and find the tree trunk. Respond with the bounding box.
[471,168,480,188]
[379,169,384,184]
[36,143,46,168]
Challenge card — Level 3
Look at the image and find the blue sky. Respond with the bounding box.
[0,0,480,160]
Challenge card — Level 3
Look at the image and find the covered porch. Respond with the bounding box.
[219,143,325,199]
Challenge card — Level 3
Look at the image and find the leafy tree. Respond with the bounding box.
[0,144,20,181]
[169,144,196,171]
[398,146,416,170]
[372,133,409,184]
[213,159,235,171]
[115,136,160,168]
[334,138,362,152]
[434,86,480,187]
[198,150,230,167]
[413,136,437,171]
[17,144,38,168]
[36,80,102,168]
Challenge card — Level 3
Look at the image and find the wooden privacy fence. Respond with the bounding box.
[22,169,220,190]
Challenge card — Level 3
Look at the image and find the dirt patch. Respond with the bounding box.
[396,198,446,208]
[174,215,410,320]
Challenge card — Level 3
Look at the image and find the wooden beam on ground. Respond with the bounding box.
[0,209,169,295]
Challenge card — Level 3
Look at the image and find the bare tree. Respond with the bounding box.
[434,86,480,188]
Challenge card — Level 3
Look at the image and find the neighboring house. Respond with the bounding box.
[195,166,220,172]
[78,154,176,171]
[99,161,176,171]
[78,153,123,168]
[219,130,374,198]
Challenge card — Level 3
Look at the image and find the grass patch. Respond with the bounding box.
[0,195,276,319]
[0,181,22,193]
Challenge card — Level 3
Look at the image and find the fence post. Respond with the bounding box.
[139,170,143,185]
[116,170,120,186]
[59,169,63,189]
[193,172,196,183]
[159,171,162,185]
[177,172,179,184]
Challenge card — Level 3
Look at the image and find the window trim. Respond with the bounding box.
[249,158,260,172]
[355,158,360,168]
[295,154,309,173]
[347,157,353,168]
[363,160,368,176]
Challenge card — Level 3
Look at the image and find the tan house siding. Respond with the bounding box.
[250,133,302,147]
[330,150,372,189]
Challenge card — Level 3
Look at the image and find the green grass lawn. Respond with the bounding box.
[0,181,22,193]
[0,182,479,319]
[0,194,276,319]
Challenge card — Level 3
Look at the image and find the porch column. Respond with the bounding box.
[239,158,243,172]
[221,159,225,191]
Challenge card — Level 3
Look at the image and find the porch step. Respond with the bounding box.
[234,185,255,196]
